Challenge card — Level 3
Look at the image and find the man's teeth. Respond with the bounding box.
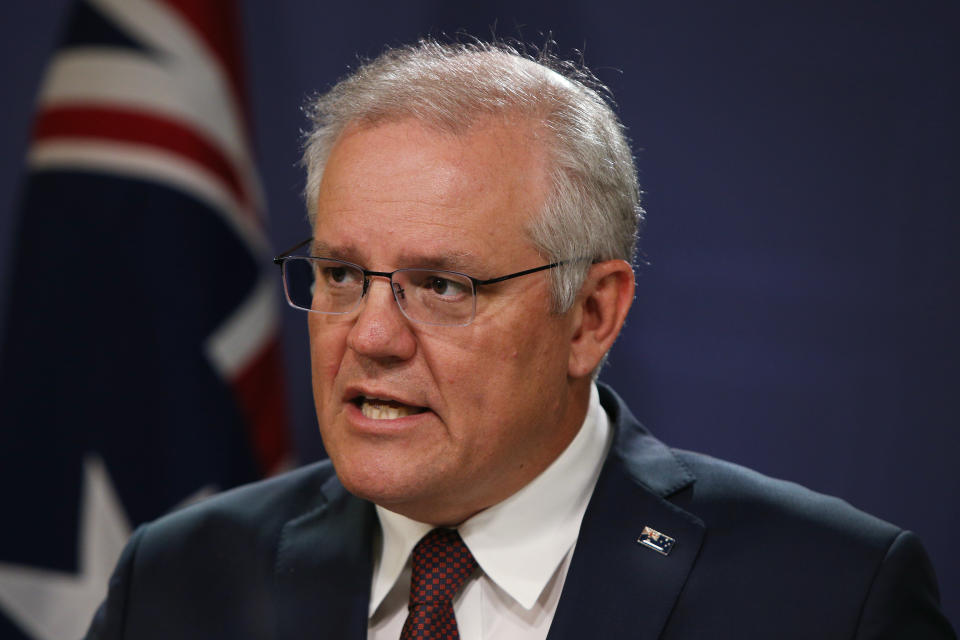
[360,400,421,420]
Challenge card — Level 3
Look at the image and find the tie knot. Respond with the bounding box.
[409,528,477,605]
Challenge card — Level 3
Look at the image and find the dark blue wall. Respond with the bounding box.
[2,0,957,627]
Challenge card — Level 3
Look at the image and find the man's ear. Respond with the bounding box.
[568,260,635,379]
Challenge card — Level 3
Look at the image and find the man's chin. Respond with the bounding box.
[330,461,466,524]
[329,455,424,505]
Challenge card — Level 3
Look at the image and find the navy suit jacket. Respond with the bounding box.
[86,386,955,639]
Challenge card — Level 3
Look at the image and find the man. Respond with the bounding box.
[86,41,955,639]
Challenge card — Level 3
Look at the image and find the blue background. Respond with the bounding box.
[1,0,957,627]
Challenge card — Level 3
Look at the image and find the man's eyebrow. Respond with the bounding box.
[311,241,479,272]
[309,240,357,262]
[395,250,478,272]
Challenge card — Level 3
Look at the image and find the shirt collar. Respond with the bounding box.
[369,383,612,613]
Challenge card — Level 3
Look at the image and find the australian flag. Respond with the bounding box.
[0,1,291,638]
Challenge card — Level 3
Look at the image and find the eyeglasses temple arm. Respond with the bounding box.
[475,261,566,286]
[273,236,313,264]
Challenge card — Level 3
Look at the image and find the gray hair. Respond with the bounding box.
[302,39,643,313]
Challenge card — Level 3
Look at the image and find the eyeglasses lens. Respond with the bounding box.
[281,258,477,326]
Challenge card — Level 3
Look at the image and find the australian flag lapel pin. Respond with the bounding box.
[637,526,676,556]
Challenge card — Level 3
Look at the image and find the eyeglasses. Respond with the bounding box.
[273,237,567,326]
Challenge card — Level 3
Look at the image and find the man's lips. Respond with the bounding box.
[356,398,427,420]
[344,389,430,421]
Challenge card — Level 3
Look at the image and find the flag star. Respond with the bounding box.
[0,458,218,640]
[0,456,129,640]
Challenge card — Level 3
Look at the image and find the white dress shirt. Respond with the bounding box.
[367,384,613,640]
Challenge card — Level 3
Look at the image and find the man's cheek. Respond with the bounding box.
[309,326,350,380]
[309,347,339,384]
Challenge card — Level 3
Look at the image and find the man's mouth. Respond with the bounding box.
[353,396,429,420]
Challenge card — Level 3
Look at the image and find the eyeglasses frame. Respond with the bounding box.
[273,236,571,324]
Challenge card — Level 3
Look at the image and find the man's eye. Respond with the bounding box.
[321,266,356,285]
[430,277,450,294]
[425,276,467,297]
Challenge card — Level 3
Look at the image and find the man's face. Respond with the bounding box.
[309,117,587,525]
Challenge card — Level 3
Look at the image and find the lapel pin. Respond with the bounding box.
[637,526,676,556]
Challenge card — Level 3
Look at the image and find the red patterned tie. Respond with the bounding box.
[400,528,478,640]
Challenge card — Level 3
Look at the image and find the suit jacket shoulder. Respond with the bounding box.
[86,460,376,640]
[545,385,955,639]
[663,447,946,638]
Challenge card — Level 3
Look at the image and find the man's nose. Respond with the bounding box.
[345,276,417,361]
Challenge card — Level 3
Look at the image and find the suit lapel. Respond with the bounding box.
[546,386,706,640]
[274,473,377,640]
